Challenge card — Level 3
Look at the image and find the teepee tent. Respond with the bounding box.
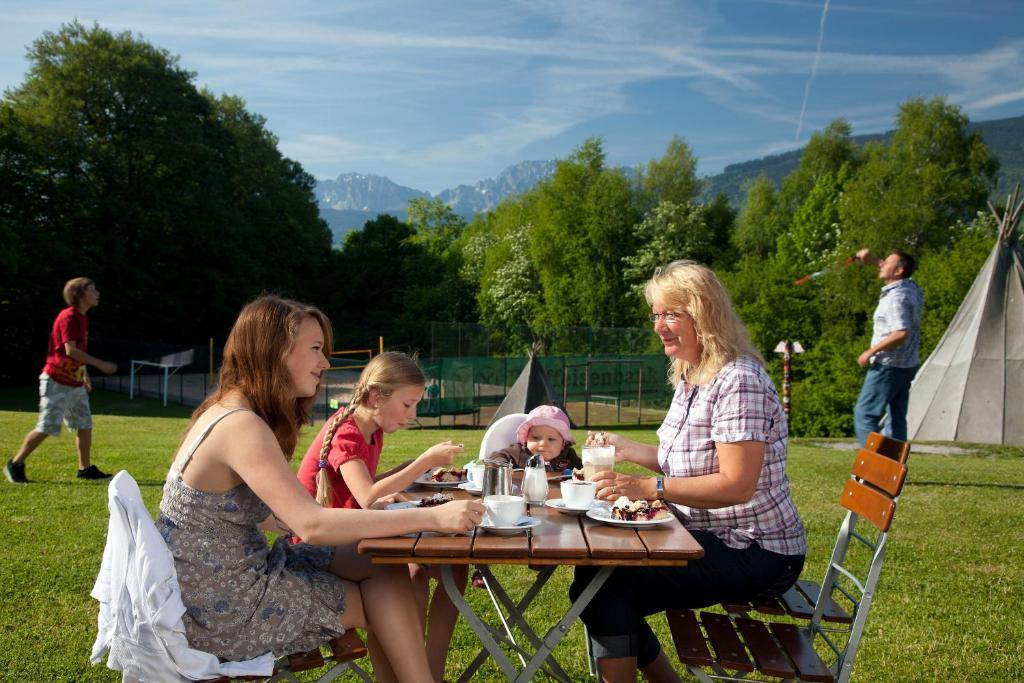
[906,184,1024,445]
[490,351,576,427]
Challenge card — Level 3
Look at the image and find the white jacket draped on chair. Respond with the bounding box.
[91,470,274,681]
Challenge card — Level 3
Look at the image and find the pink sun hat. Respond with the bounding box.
[515,405,575,445]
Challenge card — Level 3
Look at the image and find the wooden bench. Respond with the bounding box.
[206,630,370,682]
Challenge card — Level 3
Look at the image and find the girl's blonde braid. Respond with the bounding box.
[314,384,366,507]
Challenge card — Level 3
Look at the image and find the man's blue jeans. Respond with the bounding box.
[854,364,918,446]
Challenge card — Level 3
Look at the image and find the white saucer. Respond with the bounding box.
[477,515,542,535]
[457,482,482,495]
[545,498,599,516]
[585,506,675,528]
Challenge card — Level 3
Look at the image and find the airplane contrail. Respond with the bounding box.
[795,0,830,142]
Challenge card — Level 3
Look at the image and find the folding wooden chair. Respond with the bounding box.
[667,433,910,682]
[207,631,371,682]
[721,433,909,626]
[92,471,372,683]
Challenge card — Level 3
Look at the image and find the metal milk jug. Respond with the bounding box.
[482,457,513,498]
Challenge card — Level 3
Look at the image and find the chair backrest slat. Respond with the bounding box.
[865,433,910,463]
[840,479,897,531]
[851,448,908,497]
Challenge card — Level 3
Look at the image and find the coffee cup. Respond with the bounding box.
[560,480,596,509]
[465,461,484,487]
[483,494,526,527]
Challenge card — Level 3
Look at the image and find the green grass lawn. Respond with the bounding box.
[1,387,1022,681]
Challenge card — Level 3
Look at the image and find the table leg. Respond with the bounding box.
[442,564,615,683]
[516,565,614,683]
[440,565,519,681]
[477,566,570,682]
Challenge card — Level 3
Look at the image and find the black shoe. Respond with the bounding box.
[77,465,112,480]
[5,460,27,484]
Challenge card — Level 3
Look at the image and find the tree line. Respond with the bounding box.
[0,23,1000,436]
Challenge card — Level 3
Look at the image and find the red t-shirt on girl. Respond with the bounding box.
[297,413,383,509]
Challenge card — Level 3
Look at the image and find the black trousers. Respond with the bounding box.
[569,529,804,666]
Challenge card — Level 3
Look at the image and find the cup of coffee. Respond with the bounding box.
[560,480,597,509]
[582,446,615,481]
[483,494,526,527]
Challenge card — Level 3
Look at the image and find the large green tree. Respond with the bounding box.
[840,97,998,252]
[402,197,475,324]
[0,22,334,380]
[531,138,641,329]
[636,136,701,211]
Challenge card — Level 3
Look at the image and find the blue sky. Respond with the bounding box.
[3,1,1023,193]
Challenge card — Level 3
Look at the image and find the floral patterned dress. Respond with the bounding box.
[156,408,347,660]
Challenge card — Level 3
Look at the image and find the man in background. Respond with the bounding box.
[853,248,923,445]
[5,277,118,483]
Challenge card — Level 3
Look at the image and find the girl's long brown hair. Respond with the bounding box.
[188,294,332,458]
[314,351,424,506]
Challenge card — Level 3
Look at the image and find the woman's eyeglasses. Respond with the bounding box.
[648,311,684,323]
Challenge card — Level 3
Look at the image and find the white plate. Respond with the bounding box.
[386,501,418,510]
[477,515,542,535]
[457,482,482,495]
[586,506,675,528]
[414,471,466,488]
[545,498,603,516]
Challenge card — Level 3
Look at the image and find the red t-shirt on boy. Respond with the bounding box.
[42,307,88,387]
[297,413,383,509]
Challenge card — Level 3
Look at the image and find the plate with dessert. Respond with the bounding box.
[586,496,674,527]
[414,467,468,488]
[387,493,453,510]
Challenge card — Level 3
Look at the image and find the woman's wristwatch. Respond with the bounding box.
[655,476,665,499]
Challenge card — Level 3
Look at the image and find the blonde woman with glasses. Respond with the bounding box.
[570,261,807,683]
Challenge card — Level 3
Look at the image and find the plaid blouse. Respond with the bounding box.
[657,356,807,556]
[870,278,923,368]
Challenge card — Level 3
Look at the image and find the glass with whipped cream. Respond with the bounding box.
[581,446,614,480]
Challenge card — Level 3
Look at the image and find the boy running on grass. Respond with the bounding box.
[5,277,118,484]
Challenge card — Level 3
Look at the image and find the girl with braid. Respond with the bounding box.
[296,352,468,682]
[157,296,484,683]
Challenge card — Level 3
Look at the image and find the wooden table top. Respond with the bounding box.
[358,482,705,567]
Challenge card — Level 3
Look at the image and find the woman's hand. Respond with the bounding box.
[431,498,485,534]
[421,440,464,468]
[591,471,657,502]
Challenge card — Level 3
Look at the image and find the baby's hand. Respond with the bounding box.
[422,440,464,467]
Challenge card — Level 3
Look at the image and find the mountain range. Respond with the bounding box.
[315,114,1024,244]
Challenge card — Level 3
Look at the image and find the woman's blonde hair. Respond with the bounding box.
[314,351,425,506]
[188,294,332,458]
[644,260,764,387]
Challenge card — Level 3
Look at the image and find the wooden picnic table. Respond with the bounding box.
[358,480,704,682]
